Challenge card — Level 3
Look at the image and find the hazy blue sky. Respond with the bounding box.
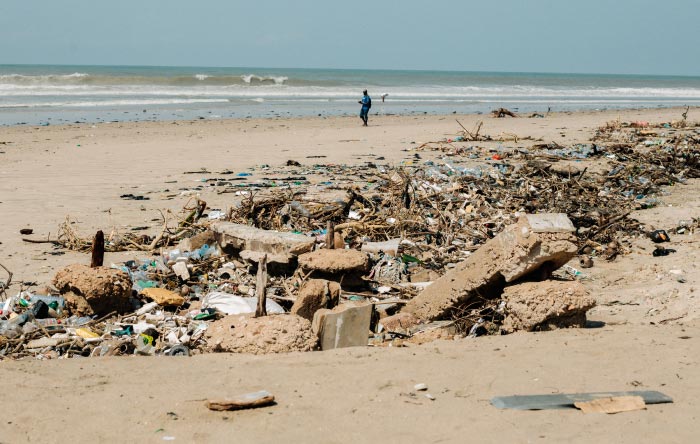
[1,0,697,75]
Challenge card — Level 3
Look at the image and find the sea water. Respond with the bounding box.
[1,64,699,126]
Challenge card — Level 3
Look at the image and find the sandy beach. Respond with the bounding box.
[1,107,699,443]
[0,107,691,278]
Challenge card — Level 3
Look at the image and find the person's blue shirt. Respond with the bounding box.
[361,95,371,109]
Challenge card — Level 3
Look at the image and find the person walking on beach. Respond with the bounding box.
[358,90,371,126]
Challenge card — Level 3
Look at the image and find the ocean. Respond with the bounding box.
[1,64,700,126]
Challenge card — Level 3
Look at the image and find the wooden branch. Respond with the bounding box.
[255,254,268,317]
[149,211,168,251]
[0,263,12,298]
[21,238,61,245]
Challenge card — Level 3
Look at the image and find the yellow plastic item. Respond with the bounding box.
[75,328,100,339]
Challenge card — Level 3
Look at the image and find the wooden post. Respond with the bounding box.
[91,230,104,268]
[326,221,335,249]
[255,254,268,317]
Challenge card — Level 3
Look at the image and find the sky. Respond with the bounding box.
[0,0,698,76]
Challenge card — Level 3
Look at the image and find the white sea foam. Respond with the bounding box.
[1,82,700,100]
[240,74,288,85]
[194,74,210,80]
[0,72,89,82]
[0,98,230,108]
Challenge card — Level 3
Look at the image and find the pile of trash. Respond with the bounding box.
[2,118,699,359]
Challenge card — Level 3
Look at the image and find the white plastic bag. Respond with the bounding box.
[201,292,285,315]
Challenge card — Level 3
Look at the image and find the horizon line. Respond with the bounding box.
[0,62,698,79]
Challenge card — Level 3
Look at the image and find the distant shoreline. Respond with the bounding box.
[0,104,695,129]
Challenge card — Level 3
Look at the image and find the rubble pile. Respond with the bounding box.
[1,119,698,360]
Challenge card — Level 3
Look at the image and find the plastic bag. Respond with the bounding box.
[201,292,285,315]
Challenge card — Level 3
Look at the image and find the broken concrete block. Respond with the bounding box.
[313,304,372,350]
[298,249,370,288]
[525,213,576,233]
[239,249,290,265]
[501,280,595,333]
[361,238,401,256]
[53,264,132,316]
[212,222,315,264]
[298,249,369,274]
[404,214,578,322]
[205,314,317,354]
[291,279,341,321]
[378,312,420,333]
[140,288,185,307]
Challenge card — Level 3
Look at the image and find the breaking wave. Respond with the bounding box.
[0,72,291,87]
[0,72,89,82]
[240,74,288,85]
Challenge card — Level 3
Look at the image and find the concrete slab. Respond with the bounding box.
[313,304,372,350]
[212,222,315,264]
[525,213,576,233]
[404,214,578,322]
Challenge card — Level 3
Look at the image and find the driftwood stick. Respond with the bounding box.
[255,254,268,317]
[455,119,470,134]
[21,238,61,245]
[149,212,169,251]
[91,230,105,268]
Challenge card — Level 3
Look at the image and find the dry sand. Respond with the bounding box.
[0,108,699,443]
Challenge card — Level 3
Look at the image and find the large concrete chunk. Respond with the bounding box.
[313,304,372,350]
[291,279,341,321]
[212,222,315,264]
[205,314,317,354]
[298,249,370,273]
[404,214,578,322]
[53,264,132,316]
[298,249,370,288]
[501,280,595,333]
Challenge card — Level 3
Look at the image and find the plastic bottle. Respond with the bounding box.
[136,302,158,316]
[0,320,22,339]
[65,316,92,327]
[25,295,65,308]
[198,244,217,259]
[35,318,62,327]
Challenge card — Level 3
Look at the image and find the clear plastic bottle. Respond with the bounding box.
[25,295,65,308]
[65,315,92,327]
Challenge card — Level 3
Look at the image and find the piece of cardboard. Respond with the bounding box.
[574,396,646,414]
